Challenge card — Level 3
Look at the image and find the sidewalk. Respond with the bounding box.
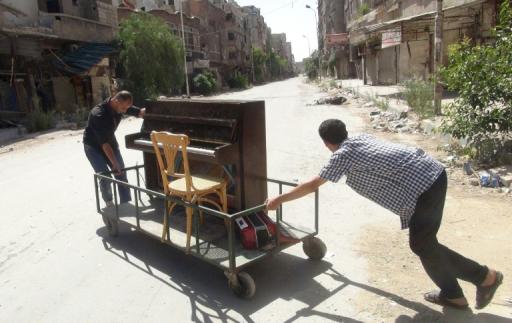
[339,79,455,118]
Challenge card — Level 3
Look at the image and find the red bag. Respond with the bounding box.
[235,212,276,250]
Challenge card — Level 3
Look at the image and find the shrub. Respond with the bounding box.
[227,71,248,89]
[402,78,435,119]
[440,1,512,163]
[25,110,56,133]
[304,51,319,80]
[193,71,217,95]
[358,4,370,17]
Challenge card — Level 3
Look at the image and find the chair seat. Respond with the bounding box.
[169,175,224,194]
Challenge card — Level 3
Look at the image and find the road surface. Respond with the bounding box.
[1,77,510,322]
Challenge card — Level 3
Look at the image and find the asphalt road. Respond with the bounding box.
[1,77,510,322]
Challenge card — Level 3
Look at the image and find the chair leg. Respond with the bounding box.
[185,202,193,254]
[221,185,229,228]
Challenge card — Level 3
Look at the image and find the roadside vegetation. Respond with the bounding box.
[118,13,184,102]
[440,1,512,164]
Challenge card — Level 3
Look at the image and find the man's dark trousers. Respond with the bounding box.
[84,144,131,204]
[409,170,488,299]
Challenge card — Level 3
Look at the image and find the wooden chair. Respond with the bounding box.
[150,131,228,253]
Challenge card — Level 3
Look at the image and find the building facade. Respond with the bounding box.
[317,0,352,79]
[0,0,118,118]
[344,0,497,85]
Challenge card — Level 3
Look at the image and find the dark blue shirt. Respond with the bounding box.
[83,98,140,151]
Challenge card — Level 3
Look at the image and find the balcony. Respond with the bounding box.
[38,12,116,43]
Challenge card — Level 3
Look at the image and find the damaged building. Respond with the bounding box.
[0,0,118,127]
[345,0,497,85]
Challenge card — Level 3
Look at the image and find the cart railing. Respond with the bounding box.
[94,164,319,273]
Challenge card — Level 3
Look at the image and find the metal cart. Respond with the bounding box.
[94,165,327,299]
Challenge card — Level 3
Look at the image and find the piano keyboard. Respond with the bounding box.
[133,139,215,157]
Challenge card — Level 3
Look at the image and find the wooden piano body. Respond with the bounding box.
[125,99,267,210]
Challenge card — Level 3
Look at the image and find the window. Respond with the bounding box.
[45,0,62,13]
[226,13,233,21]
[228,32,235,41]
[229,52,237,59]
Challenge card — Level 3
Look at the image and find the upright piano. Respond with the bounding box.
[125,99,267,210]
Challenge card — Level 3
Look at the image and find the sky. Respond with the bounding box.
[236,0,318,62]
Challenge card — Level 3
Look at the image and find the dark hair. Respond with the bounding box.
[114,90,133,102]
[318,119,348,145]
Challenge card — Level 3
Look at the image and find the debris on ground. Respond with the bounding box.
[369,110,419,133]
[313,95,347,105]
[479,170,501,188]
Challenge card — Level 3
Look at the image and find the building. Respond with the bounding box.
[317,0,352,79]
[271,33,294,76]
[0,0,118,120]
[345,0,497,85]
[242,5,269,52]
[222,1,250,73]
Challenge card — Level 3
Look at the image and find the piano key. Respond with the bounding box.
[133,139,215,157]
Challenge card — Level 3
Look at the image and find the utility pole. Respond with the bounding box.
[433,0,443,114]
[179,0,190,97]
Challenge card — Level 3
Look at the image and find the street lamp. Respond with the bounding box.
[302,35,311,56]
[306,4,322,80]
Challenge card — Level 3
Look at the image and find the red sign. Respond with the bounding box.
[382,28,401,48]
[325,33,349,47]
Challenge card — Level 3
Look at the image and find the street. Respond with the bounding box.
[1,77,511,322]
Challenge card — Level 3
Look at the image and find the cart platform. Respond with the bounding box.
[95,165,326,298]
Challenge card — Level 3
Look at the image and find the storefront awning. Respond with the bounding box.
[53,43,115,75]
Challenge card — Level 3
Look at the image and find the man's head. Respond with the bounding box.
[318,119,348,152]
[110,91,133,113]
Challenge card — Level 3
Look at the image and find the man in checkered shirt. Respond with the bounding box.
[266,119,503,310]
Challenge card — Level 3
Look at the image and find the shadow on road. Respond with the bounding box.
[96,225,511,323]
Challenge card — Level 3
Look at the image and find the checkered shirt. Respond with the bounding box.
[319,134,444,229]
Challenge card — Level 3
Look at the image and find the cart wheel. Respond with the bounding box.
[103,215,119,237]
[303,237,326,260]
[228,272,256,299]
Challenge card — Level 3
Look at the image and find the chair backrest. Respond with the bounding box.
[150,131,192,194]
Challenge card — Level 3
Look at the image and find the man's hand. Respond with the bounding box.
[112,162,123,176]
[265,176,327,211]
[266,196,282,211]
[139,108,146,118]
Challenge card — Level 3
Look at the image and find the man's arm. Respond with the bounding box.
[266,176,327,210]
[102,143,122,175]
[126,106,145,118]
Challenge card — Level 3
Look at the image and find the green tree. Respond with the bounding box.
[118,13,184,102]
[304,50,319,80]
[440,1,512,162]
[268,52,287,79]
[252,48,267,82]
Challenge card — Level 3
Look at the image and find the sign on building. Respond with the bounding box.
[381,27,401,48]
[325,33,349,47]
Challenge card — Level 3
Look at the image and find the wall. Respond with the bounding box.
[378,46,397,84]
[91,76,111,104]
[52,77,76,112]
[0,0,39,27]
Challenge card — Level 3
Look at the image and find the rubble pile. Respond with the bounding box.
[369,110,419,133]
[313,95,347,105]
